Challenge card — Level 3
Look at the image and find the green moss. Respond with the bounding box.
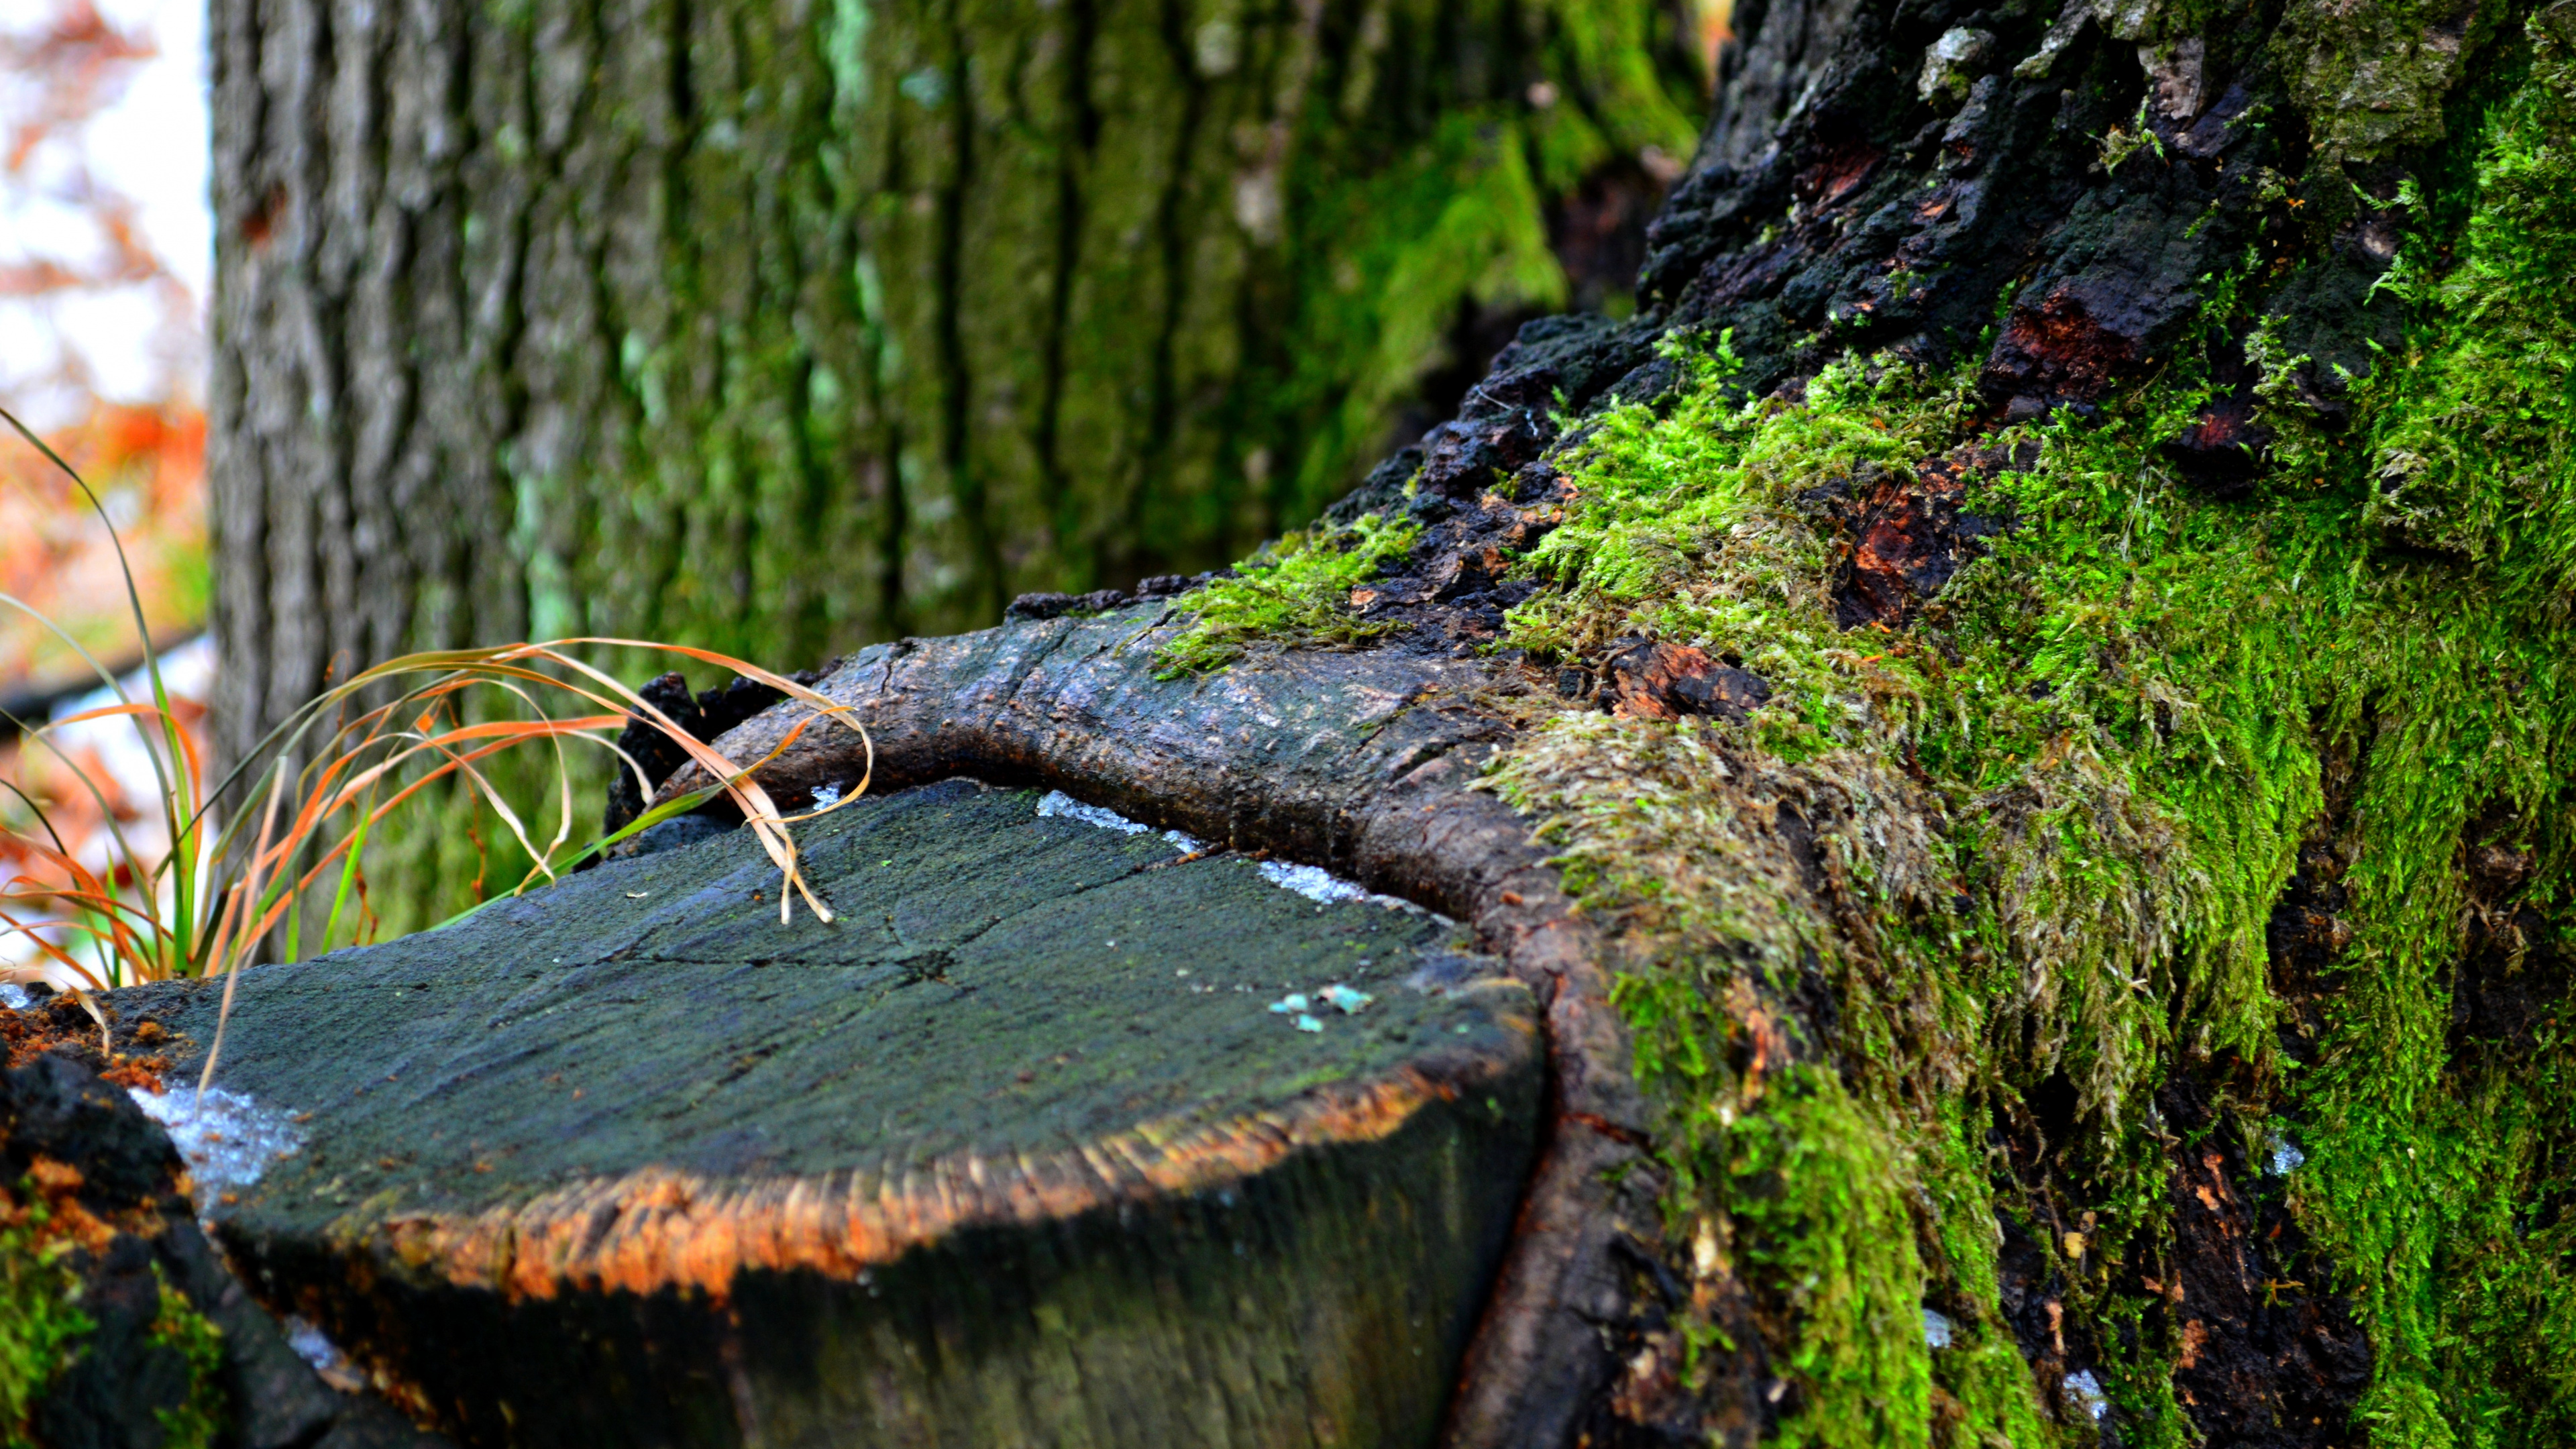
[1725,1070,1934,1447]
[1266,113,1573,519]
[1155,512,1420,676]
[0,1215,225,1449]
[2279,25,2576,1442]
[0,1216,89,1447]
[1477,17,2576,1440]
[1259,0,1703,519]
[147,1273,225,1449]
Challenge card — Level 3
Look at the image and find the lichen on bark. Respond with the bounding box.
[2275,0,2511,164]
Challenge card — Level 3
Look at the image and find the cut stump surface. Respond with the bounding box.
[117,780,1544,1448]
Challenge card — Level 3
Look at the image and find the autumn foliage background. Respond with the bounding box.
[1,0,211,979]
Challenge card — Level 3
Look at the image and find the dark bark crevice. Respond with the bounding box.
[2150,1062,2373,1449]
[1034,0,1103,561]
[934,32,994,625]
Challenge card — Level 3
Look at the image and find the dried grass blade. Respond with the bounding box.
[196,767,287,1110]
[514,646,831,923]
[0,905,110,991]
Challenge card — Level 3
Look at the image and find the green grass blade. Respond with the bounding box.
[319,781,380,957]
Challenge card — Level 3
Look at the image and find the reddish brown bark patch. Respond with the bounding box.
[2160,342,2273,498]
[2160,390,2271,497]
[1792,138,1884,212]
[1828,451,2011,628]
[1602,639,1774,722]
[1982,289,2142,407]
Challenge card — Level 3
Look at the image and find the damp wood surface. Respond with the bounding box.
[641,604,1665,1448]
[113,781,1544,1448]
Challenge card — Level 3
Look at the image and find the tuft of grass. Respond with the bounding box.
[0,407,875,1092]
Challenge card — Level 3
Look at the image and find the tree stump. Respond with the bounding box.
[119,780,1544,1448]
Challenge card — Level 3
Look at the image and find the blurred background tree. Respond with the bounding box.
[199,0,1719,932]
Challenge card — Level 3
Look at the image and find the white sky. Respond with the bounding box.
[0,0,211,421]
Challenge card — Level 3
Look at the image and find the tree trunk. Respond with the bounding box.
[185,0,2576,1442]
[205,0,1705,928]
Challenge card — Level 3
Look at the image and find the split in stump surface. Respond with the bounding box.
[117,780,1544,1449]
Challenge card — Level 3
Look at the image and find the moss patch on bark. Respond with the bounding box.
[1155,511,1421,675]
[0,1207,91,1446]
